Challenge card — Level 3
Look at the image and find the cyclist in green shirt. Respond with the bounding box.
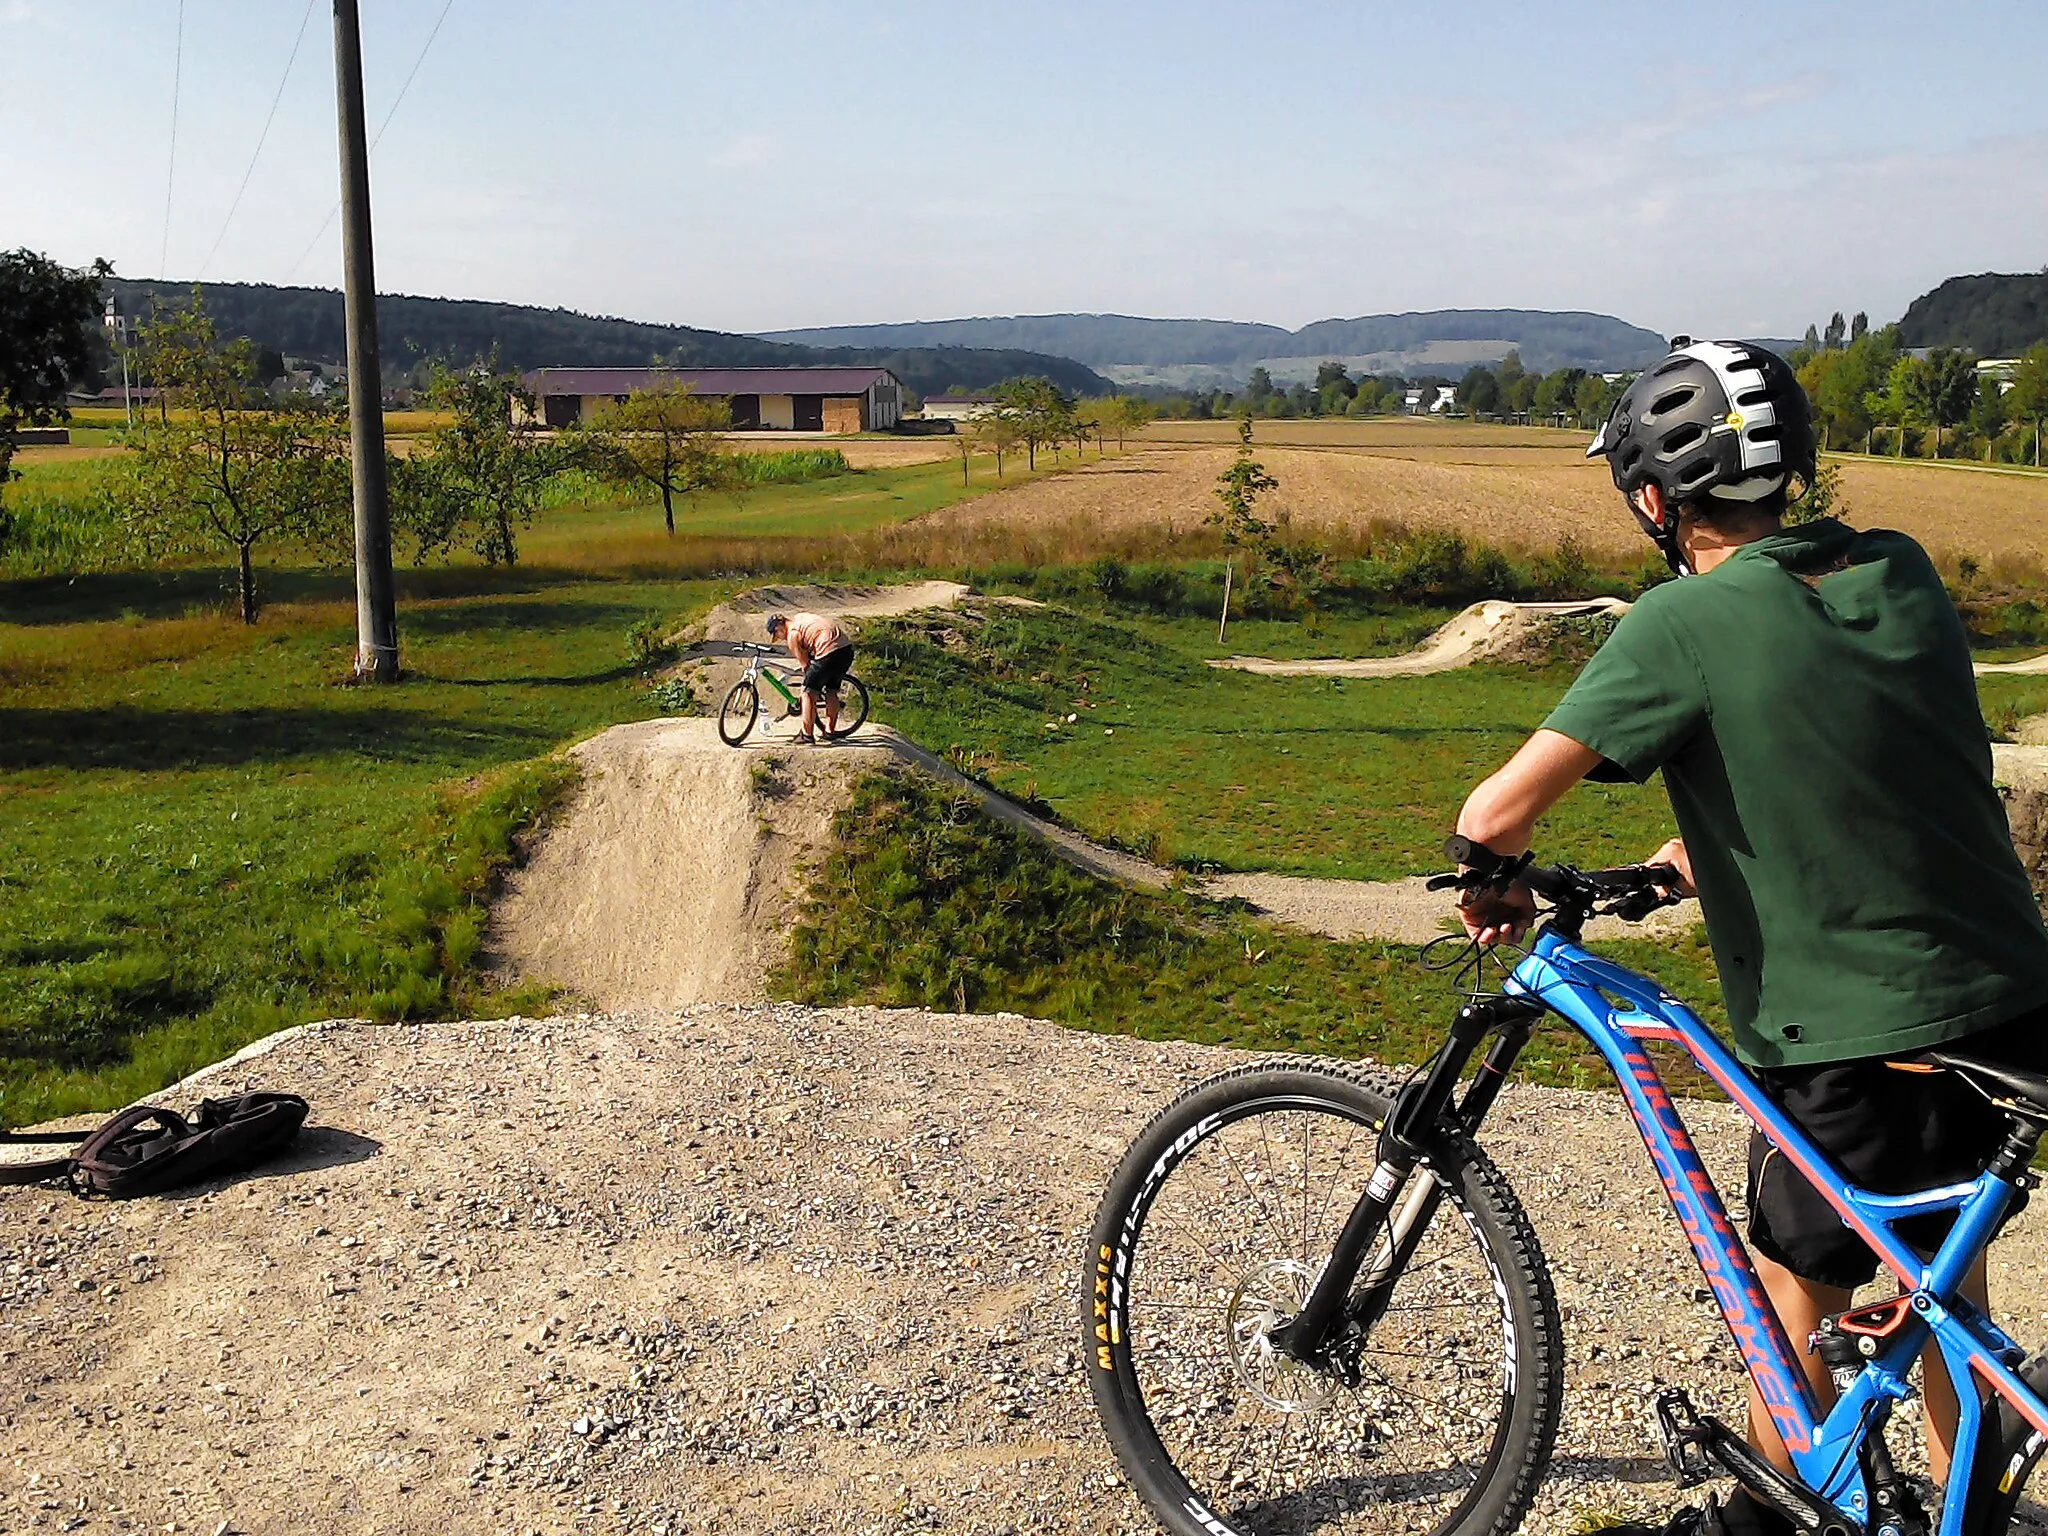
[1452,340,2048,1536]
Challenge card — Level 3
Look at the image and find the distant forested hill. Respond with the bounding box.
[764,314,1295,367]
[763,308,1667,374]
[1898,273,2048,355]
[104,279,1113,399]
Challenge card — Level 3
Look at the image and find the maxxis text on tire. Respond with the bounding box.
[1082,1061,1562,1536]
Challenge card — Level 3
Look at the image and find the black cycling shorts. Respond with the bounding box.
[802,643,853,697]
[1746,1003,2048,1289]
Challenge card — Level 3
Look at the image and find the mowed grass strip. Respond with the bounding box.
[858,602,1680,880]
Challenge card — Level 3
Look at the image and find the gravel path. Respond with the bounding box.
[6,1005,2043,1536]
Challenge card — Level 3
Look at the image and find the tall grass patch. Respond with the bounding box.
[780,770,1720,1083]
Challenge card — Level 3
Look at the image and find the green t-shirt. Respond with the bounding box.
[1544,518,2048,1067]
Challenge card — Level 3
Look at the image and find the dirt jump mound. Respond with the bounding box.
[488,719,895,1011]
[1211,597,1631,678]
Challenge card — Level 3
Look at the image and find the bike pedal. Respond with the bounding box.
[1653,1388,1714,1488]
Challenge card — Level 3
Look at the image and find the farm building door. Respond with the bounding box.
[728,394,761,430]
[793,395,824,432]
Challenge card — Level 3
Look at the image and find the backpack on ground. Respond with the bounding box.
[0,1092,309,1197]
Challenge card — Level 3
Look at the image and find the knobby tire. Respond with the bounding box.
[718,680,759,746]
[823,675,870,740]
[1084,1061,1562,1536]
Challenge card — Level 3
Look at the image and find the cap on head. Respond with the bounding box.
[765,613,788,637]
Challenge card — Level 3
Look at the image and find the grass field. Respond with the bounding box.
[860,602,1678,880]
[10,415,2048,1123]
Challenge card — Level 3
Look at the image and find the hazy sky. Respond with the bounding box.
[5,2,2045,342]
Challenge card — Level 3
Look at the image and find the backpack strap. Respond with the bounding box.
[0,1125,103,1186]
[67,1106,191,1198]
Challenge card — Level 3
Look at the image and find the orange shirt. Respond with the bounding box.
[785,612,849,663]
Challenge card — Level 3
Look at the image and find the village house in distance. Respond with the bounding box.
[517,365,905,433]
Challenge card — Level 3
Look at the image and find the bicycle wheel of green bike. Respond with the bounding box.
[1083,1062,1562,1536]
[823,676,870,740]
[1962,1354,2048,1536]
[717,680,759,746]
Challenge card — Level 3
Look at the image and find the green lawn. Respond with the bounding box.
[0,572,722,1123]
[860,602,1680,880]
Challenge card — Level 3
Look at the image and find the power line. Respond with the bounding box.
[196,0,320,282]
[284,0,457,283]
[159,0,185,278]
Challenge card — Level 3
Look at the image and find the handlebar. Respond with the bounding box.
[1426,836,1684,936]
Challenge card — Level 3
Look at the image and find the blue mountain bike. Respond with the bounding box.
[1085,844,2048,1536]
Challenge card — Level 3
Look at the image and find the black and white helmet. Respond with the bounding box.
[1588,339,1817,574]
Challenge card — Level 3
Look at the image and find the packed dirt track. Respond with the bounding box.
[1211,598,1632,678]
[12,1004,2043,1536]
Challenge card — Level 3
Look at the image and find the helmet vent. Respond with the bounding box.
[1734,387,1771,407]
[1678,457,1717,489]
[1661,423,1707,455]
[1650,386,1698,417]
[1747,423,1783,444]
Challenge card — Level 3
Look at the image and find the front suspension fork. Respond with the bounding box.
[1275,995,1540,1364]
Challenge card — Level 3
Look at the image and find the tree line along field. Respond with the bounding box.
[6,414,2048,1124]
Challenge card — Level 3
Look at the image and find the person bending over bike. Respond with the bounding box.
[765,611,855,745]
[1452,340,2048,1536]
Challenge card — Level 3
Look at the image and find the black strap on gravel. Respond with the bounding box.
[0,1092,308,1197]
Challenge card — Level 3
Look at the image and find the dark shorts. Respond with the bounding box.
[802,643,853,697]
[1746,1004,2048,1288]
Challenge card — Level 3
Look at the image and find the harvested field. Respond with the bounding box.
[912,444,1643,556]
[912,439,2048,564]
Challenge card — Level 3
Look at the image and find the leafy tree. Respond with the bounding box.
[1208,416,1279,638]
[1106,393,1154,449]
[1904,348,1979,458]
[2006,345,2048,467]
[1967,372,2009,457]
[129,300,350,622]
[992,376,1071,471]
[969,409,1022,477]
[582,382,735,534]
[401,366,573,566]
[1572,374,1610,428]
[1866,355,1918,457]
[1245,366,1274,407]
[0,248,109,510]
[1457,365,1502,417]
[1534,367,1586,422]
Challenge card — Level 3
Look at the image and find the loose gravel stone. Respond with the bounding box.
[2,1006,2043,1534]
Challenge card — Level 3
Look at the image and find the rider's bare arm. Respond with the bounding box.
[1454,729,1603,944]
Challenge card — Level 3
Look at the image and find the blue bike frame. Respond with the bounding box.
[1507,927,2048,1536]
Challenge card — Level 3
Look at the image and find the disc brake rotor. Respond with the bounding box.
[1224,1258,1338,1414]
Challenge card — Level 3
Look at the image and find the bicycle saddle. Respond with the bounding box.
[1908,1047,2048,1115]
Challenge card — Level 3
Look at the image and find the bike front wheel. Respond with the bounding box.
[717,680,759,746]
[822,675,870,740]
[1084,1062,1562,1536]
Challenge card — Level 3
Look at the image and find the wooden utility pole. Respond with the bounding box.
[333,0,399,681]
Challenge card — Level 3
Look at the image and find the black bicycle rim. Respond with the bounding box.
[1085,1068,1556,1536]
[824,675,870,739]
[717,680,758,746]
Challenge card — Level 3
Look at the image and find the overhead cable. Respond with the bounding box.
[196,0,320,281]
[159,0,185,278]
[283,0,458,283]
